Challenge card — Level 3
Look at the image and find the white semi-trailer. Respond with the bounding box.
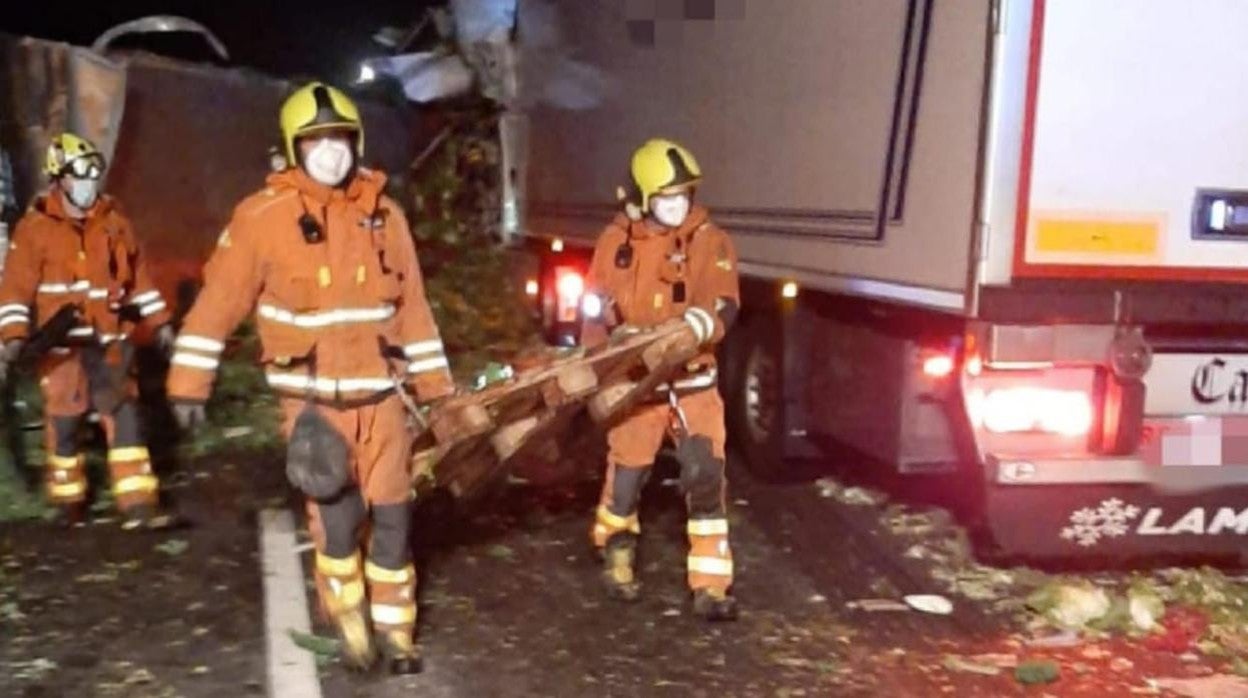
[521,0,1248,559]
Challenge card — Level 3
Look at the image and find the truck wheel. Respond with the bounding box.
[726,316,790,482]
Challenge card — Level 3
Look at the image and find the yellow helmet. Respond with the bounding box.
[44,132,104,178]
[630,138,702,211]
[279,82,363,163]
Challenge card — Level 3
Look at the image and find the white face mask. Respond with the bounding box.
[303,137,354,186]
[64,177,100,212]
[650,193,691,228]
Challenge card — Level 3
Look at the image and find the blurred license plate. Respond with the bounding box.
[1140,416,1248,467]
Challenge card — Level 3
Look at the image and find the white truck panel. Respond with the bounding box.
[1022,0,1248,273]
[527,0,991,309]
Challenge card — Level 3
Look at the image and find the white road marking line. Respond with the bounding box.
[260,509,324,698]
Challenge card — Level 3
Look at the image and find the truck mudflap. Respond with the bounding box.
[983,452,1248,560]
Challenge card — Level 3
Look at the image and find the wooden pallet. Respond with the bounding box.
[411,318,699,501]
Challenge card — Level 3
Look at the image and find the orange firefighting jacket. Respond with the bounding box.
[0,191,170,345]
[585,205,740,391]
[166,167,453,405]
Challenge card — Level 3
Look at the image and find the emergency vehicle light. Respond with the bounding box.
[525,278,539,296]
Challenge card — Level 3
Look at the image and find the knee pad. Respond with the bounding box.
[287,405,350,501]
[608,465,651,517]
[110,402,142,446]
[317,489,366,558]
[369,502,413,570]
[50,415,82,456]
[676,436,724,513]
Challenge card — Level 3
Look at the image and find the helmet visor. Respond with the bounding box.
[65,155,104,180]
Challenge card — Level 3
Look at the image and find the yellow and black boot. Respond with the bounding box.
[104,404,165,531]
[692,587,739,622]
[366,561,422,675]
[45,453,88,528]
[315,551,376,670]
[601,533,642,602]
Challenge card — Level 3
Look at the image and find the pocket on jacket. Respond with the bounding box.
[268,274,319,312]
[371,272,402,305]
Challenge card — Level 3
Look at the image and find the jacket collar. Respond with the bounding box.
[37,187,112,223]
[270,167,387,210]
[624,204,709,241]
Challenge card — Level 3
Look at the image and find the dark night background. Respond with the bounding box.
[0,0,440,82]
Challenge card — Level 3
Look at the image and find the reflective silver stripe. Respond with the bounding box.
[692,306,716,334]
[176,335,225,353]
[403,339,444,358]
[98,333,128,344]
[257,303,395,328]
[682,309,708,343]
[139,300,167,317]
[0,304,28,317]
[129,290,161,305]
[67,327,94,337]
[406,356,450,374]
[687,556,733,577]
[684,307,715,343]
[656,368,718,392]
[172,353,219,370]
[37,281,90,294]
[266,373,396,395]
[87,289,109,300]
[369,603,417,625]
[687,518,729,536]
[0,315,28,328]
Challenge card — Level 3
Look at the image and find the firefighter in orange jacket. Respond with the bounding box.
[166,83,452,673]
[0,132,174,529]
[584,139,740,621]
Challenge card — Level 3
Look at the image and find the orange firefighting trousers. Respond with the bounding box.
[281,395,418,637]
[591,387,733,593]
[39,347,158,512]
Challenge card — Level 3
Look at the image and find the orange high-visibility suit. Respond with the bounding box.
[0,192,171,514]
[586,203,740,595]
[166,165,452,649]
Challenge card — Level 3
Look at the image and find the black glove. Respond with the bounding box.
[0,339,23,383]
[155,325,176,360]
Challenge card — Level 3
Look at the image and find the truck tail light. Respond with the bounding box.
[554,268,584,323]
[555,269,584,298]
[965,366,1104,454]
[922,353,955,378]
[976,387,1094,436]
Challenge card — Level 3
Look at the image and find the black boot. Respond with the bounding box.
[120,503,180,531]
[692,588,739,622]
[376,629,423,675]
[54,501,88,529]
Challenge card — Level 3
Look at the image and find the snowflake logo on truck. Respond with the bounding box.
[1061,498,1142,547]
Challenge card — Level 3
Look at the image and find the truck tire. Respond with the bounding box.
[725,315,790,482]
